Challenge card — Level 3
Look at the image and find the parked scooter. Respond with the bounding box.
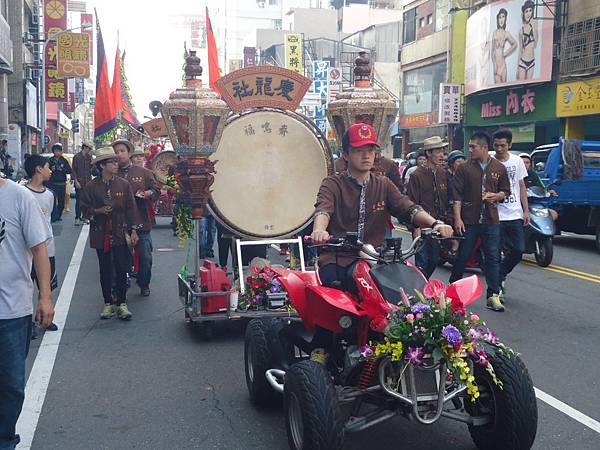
[525,185,556,267]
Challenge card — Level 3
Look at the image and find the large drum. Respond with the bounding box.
[151,149,177,185]
[209,109,333,238]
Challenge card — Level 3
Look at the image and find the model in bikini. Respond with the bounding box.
[491,8,517,84]
[517,0,537,80]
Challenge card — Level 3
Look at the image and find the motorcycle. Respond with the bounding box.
[525,186,556,267]
[244,230,537,450]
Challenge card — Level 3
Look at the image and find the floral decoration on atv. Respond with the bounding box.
[238,266,293,312]
[368,279,513,401]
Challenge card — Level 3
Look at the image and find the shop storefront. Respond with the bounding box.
[556,76,600,141]
[464,82,561,152]
[400,60,447,154]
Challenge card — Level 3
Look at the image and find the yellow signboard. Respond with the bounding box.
[57,32,90,78]
[284,33,304,75]
[556,77,600,117]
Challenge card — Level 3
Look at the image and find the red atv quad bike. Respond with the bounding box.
[244,230,537,450]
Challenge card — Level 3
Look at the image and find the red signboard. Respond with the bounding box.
[44,0,68,102]
[400,112,433,128]
[81,13,93,65]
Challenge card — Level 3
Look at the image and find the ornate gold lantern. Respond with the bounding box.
[327,52,398,148]
[162,51,230,219]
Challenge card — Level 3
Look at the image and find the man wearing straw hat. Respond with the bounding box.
[406,136,449,278]
[113,139,160,297]
[72,141,94,226]
[81,147,141,320]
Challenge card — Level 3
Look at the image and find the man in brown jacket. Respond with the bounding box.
[449,131,511,312]
[81,147,141,320]
[311,123,453,288]
[71,142,94,226]
[406,136,449,278]
[335,147,403,190]
[113,139,160,297]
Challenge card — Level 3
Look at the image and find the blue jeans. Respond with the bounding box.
[450,224,501,298]
[0,315,32,450]
[500,219,525,281]
[199,215,216,258]
[137,231,153,288]
[415,238,441,279]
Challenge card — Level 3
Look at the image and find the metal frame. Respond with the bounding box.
[236,237,306,294]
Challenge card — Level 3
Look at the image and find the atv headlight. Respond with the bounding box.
[338,315,353,329]
[531,207,549,217]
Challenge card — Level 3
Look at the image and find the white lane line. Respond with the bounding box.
[16,225,89,449]
[535,388,600,434]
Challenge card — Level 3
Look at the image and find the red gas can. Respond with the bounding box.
[198,260,231,314]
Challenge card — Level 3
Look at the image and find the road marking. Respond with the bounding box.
[16,225,89,449]
[522,260,600,284]
[535,388,600,434]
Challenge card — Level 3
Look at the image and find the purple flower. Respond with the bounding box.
[416,313,424,320]
[484,329,499,345]
[411,303,431,314]
[441,325,463,346]
[405,346,426,366]
[469,347,489,367]
[359,344,374,358]
[467,327,484,341]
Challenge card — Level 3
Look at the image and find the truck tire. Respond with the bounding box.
[534,237,553,267]
[245,319,279,406]
[467,352,538,450]
[284,360,344,450]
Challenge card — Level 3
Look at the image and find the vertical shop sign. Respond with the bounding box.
[80,13,93,65]
[44,0,68,102]
[284,33,304,74]
[438,83,461,124]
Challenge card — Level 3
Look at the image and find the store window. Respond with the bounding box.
[403,7,417,43]
[427,14,433,25]
[402,61,447,115]
[419,17,425,28]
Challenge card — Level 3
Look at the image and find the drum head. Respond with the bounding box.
[209,110,332,238]
[151,150,177,184]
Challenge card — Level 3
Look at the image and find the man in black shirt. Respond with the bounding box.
[48,143,72,222]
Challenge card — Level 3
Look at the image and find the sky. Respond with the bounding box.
[87,0,210,121]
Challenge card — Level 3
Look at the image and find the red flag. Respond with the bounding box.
[111,45,123,118]
[206,7,220,94]
[94,11,116,140]
[120,51,140,128]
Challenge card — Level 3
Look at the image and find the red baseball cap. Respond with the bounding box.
[347,123,379,148]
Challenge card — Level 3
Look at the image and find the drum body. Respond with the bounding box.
[209,109,333,239]
[151,150,177,185]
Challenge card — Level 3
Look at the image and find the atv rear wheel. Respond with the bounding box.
[245,319,280,406]
[467,351,538,450]
[284,360,344,450]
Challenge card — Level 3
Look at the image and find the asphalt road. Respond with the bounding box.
[21,215,600,450]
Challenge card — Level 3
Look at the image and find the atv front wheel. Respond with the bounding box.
[284,360,344,450]
[245,319,280,406]
[467,352,538,450]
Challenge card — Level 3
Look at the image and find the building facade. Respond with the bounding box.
[556,0,600,140]
[0,0,13,141]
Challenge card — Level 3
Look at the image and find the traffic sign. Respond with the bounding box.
[44,135,51,145]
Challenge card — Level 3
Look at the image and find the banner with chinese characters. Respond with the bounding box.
[284,33,303,74]
[44,0,68,102]
[438,83,461,124]
[216,65,312,113]
[464,0,555,96]
[556,76,600,117]
[80,13,93,65]
[465,83,556,126]
[311,61,329,119]
[57,32,90,78]
[243,47,256,68]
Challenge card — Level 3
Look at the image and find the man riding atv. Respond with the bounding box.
[310,123,453,361]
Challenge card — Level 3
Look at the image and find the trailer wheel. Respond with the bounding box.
[534,237,553,267]
[467,351,538,450]
[284,360,344,450]
[245,319,279,406]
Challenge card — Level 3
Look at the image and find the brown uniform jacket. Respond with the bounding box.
[71,151,93,188]
[452,158,511,225]
[81,176,142,249]
[315,173,419,267]
[118,164,160,232]
[334,154,403,190]
[406,165,448,221]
